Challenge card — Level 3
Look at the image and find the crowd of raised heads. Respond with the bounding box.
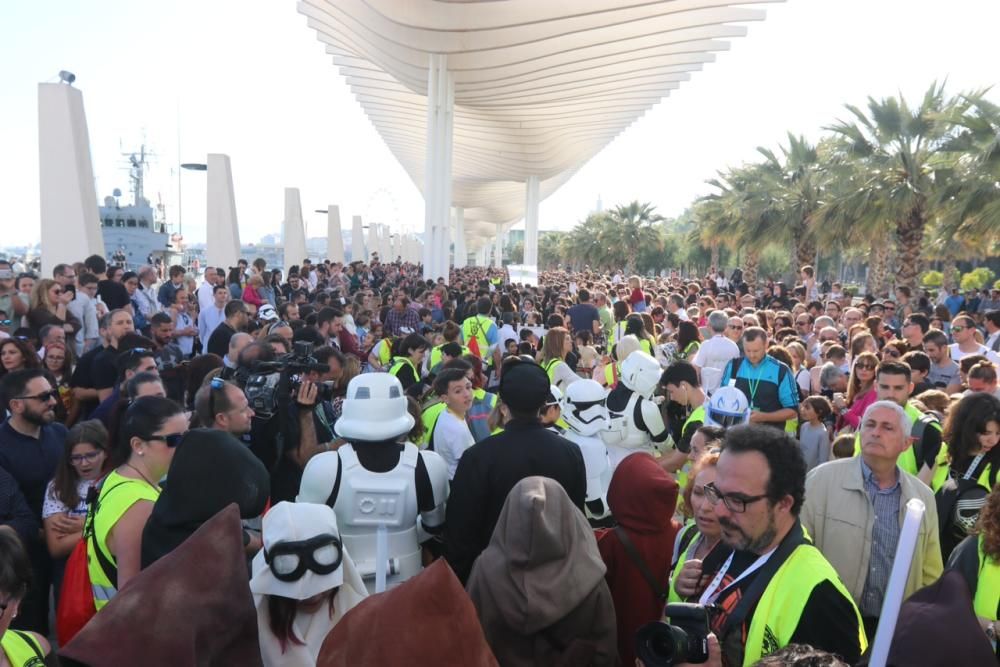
[1,251,1000,666]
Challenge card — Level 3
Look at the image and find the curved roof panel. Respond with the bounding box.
[298,0,777,246]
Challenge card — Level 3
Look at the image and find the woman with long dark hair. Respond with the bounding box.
[947,484,1000,656]
[43,420,109,603]
[935,393,1000,559]
[85,396,186,611]
[250,502,367,666]
[0,338,40,379]
[675,320,703,361]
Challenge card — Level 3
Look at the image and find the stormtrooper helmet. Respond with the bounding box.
[334,374,415,442]
[619,351,661,398]
[705,385,751,428]
[560,379,609,436]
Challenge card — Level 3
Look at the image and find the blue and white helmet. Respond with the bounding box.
[705,384,751,428]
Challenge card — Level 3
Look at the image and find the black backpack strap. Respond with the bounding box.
[84,481,137,589]
[11,630,44,661]
[719,521,807,638]
[615,525,668,600]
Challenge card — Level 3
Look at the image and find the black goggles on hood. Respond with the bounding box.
[264,533,343,582]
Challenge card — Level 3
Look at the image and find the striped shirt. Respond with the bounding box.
[859,458,902,617]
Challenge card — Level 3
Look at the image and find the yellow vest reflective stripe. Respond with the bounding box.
[429,344,470,374]
[542,358,564,384]
[667,525,701,605]
[87,470,160,611]
[372,339,393,367]
[743,544,867,665]
[0,630,45,667]
[462,315,494,358]
[975,533,1000,621]
[388,357,418,382]
[418,402,447,448]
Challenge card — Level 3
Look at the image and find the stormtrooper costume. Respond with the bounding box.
[297,373,449,594]
[703,383,752,428]
[600,350,670,469]
[559,379,613,524]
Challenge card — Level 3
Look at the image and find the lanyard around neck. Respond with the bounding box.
[698,546,776,606]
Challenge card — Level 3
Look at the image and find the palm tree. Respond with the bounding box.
[756,133,826,270]
[820,83,966,292]
[934,92,1000,252]
[699,163,782,292]
[605,201,665,272]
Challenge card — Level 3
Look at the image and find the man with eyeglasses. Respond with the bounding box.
[724,317,744,344]
[949,315,1000,365]
[54,262,98,356]
[671,424,865,666]
[803,401,941,640]
[0,369,67,635]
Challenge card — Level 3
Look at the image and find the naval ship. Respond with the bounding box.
[98,146,187,270]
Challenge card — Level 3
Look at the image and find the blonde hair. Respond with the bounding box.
[30,278,60,311]
[541,327,570,363]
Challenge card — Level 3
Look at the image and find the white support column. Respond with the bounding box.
[453,207,467,268]
[326,205,344,263]
[283,188,307,271]
[476,245,488,267]
[381,224,392,263]
[524,175,540,269]
[493,224,503,268]
[351,215,364,263]
[38,82,104,276]
[423,53,454,282]
[392,233,402,262]
[206,153,241,270]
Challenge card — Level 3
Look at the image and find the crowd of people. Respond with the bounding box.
[0,251,999,665]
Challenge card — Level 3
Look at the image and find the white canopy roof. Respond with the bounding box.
[298,0,776,248]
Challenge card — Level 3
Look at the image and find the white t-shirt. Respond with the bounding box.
[42,479,93,519]
[949,342,1000,365]
[433,410,475,479]
[691,335,741,395]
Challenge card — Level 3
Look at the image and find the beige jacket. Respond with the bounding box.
[801,457,943,607]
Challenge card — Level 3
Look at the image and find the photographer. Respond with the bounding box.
[644,425,865,667]
[238,342,335,504]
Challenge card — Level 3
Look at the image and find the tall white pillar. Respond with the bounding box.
[476,245,488,267]
[453,208,467,268]
[206,153,241,270]
[283,188,307,271]
[423,53,454,283]
[381,224,393,263]
[493,224,503,268]
[38,82,105,276]
[392,233,402,262]
[524,175,540,269]
[326,205,344,263]
[351,215,364,263]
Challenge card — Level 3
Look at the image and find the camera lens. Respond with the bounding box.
[635,622,691,667]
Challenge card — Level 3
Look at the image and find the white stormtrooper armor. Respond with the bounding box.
[560,379,612,523]
[297,374,449,593]
[601,350,669,468]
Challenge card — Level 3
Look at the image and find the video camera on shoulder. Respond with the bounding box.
[244,341,334,418]
[636,603,715,666]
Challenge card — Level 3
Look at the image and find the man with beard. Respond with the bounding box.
[669,424,865,666]
[0,369,66,635]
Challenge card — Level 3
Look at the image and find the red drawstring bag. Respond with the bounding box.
[56,538,96,645]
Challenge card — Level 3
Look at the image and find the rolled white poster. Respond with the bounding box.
[869,498,926,667]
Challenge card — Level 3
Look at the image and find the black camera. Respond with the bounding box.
[635,603,713,666]
[245,341,333,418]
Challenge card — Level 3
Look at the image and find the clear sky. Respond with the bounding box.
[2,0,997,248]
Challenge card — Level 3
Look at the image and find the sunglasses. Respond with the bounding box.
[951,326,967,333]
[728,324,744,330]
[15,389,59,403]
[856,363,877,370]
[144,433,185,448]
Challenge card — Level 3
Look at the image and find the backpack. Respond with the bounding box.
[936,453,995,559]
